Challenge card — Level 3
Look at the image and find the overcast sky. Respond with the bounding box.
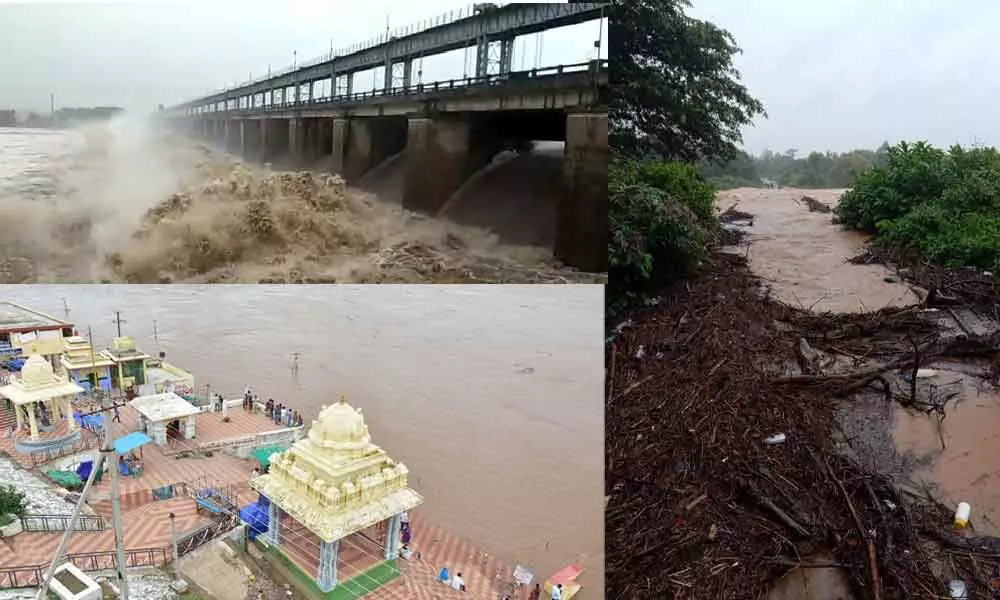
[0,1,607,114]
[688,0,1000,154]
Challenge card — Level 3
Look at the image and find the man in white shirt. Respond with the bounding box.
[450,572,464,591]
[550,583,563,600]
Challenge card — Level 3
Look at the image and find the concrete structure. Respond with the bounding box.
[0,355,83,440]
[100,337,151,392]
[60,336,115,393]
[164,3,608,271]
[129,392,199,445]
[141,356,195,398]
[0,301,75,363]
[250,396,423,593]
[50,562,102,600]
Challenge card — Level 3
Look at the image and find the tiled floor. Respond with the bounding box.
[372,514,519,599]
[0,496,208,572]
[0,400,526,599]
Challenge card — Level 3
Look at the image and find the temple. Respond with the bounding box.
[0,355,83,444]
[249,396,423,593]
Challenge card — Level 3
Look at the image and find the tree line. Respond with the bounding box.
[698,144,891,190]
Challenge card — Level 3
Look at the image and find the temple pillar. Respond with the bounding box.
[65,397,76,431]
[27,406,38,440]
[184,415,196,439]
[14,404,23,430]
[265,502,280,546]
[384,513,402,559]
[316,540,339,592]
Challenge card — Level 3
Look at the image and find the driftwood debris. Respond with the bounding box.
[608,251,1000,600]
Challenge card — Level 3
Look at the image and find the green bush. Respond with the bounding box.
[0,484,26,523]
[609,160,711,315]
[614,161,717,227]
[836,141,1000,272]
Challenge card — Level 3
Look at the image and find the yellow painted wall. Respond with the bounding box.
[12,330,66,356]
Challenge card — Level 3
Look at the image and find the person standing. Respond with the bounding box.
[550,583,563,600]
[450,572,464,592]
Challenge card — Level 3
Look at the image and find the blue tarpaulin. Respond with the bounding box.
[113,431,152,455]
[239,494,271,540]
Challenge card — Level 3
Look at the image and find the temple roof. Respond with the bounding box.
[101,336,151,362]
[0,301,71,334]
[0,355,85,405]
[250,397,424,543]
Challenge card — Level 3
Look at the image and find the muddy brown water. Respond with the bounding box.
[0,285,605,597]
[724,187,1000,593]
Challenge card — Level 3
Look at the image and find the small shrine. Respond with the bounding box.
[0,355,83,440]
[129,392,199,445]
[250,396,423,593]
[60,336,115,393]
[100,337,151,391]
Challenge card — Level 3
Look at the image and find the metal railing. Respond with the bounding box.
[190,60,605,117]
[20,514,105,533]
[0,547,169,588]
[177,512,240,557]
[25,433,99,467]
[197,3,512,98]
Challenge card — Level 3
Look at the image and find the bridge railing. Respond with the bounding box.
[200,3,506,98]
[189,60,605,117]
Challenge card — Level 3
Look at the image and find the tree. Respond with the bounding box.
[610,0,766,162]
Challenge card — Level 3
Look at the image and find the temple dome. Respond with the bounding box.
[308,398,371,449]
[20,355,57,387]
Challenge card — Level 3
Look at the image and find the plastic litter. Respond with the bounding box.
[954,502,971,529]
[764,433,787,445]
[947,579,968,599]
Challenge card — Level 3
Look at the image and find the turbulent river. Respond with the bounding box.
[0,122,602,284]
[720,187,1000,547]
[0,284,606,597]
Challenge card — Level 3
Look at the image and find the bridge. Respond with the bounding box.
[163,3,608,271]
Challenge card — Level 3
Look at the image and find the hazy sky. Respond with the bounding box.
[688,0,1000,154]
[0,1,607,113]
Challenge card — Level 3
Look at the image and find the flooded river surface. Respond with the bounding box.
[0,284,605,596]
[723,187,1000,539]
[717,187,917,312]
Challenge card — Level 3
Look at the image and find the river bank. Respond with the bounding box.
[607,188,1000,599]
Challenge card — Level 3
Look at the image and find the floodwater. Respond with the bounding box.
[0,124,600,283]
[0,284,606,597]
[726,188,1000,581]
[892,367,1000,534]
[716,188,918,312]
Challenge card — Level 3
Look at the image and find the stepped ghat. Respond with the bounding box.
[251,396,423,593]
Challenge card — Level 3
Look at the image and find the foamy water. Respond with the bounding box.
[0,284,606,596]
[0,124,601,284]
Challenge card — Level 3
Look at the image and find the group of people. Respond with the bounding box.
[264,397,303,427]
[239,388,304,428]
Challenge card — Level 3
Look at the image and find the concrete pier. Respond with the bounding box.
[558,111,608,271]
[338,117,408,184]
[402,115,499,215]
